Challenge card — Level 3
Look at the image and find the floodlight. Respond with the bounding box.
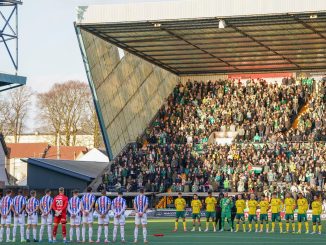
[218,19,226,29]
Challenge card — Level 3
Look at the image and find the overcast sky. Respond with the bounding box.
[2,0,173,93]
[1,0,173,131]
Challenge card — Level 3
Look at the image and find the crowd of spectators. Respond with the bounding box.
[284,81,326,142]
[97,78,326,195]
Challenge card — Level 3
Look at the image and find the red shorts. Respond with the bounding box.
[54,213,67,224]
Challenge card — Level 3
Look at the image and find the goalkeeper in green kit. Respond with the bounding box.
[220,193,234,232]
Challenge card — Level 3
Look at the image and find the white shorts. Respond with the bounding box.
[41,214,53,225]
[70,215,81,226]
[13,214,25,225]
[98,213,110,225]
[82,212,94,224]
[113,215,125,226]
[27,214,38,225]
[135,213,148,225]
[1,215,11,225]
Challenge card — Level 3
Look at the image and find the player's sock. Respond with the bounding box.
[134,227,138,240]
[82,225,86,241]
[318,225,322,233]
[286,223,289,232]
[260,223,263,231]
[279,223,282,232]
[62,224,67,239]
[70,227,74,241]
[76,227,80,241]
[313,225,316,232]
[143,227,147,241]
[97,225,102,240]
[26,227,30,240]
[40,225,44,241]
[47,225,52,241]
[183,222,186,230]
[89,226,93,241]
[221,219,225,230]
[305,222,309,232]
[0,227,3,241]
[120,225,125,240]
[33,227,37,240]
[236,224,239,231]
[6,227,10,241]
[175,222,178,230]
[249,223,252,230]
[104,226,108,240]
[13,226,17,241]
[266,223,269,231]
[20,225,25,241]
[255,223,258,231]
[205,222,209,230]
[298,222,302,232]
[213,222,216,229]
[53,224,58,239]
[272,222,275,230]
[113,225,118,241]
[243,224,246,231]
[292,223,295,232]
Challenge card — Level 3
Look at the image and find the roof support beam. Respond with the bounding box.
[157,26,238,70]
[229,25,301,69]
[290,15,326,42]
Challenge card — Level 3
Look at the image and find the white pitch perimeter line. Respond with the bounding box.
[160,234,326,240]
[150,242,326,244]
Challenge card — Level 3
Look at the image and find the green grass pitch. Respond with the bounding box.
[6,219,326,244]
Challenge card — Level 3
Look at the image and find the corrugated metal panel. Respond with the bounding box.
[77,0,326,24]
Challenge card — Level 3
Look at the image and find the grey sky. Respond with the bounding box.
[2,0,173,93]
[1,0,173,131]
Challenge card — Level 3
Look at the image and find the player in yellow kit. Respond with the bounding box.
[173,192,187,232]
[270,192,283,233]
[258,194,270,232]
[297,192,309,234]
[283,193,296,233]
[234,194,246,232]
[191,194,202,232]
[311,195,322,235]
[247,194,259,232]
[205,191,217,232]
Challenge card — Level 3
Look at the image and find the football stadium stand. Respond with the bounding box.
[75,0,326,197]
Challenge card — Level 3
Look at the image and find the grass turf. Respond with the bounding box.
[4,219,326,244]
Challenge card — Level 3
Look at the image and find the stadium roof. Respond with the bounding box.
[26,158,108,182]
[76,0,326,75]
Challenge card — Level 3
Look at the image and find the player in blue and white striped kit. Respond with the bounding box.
[133,188,149,243]
[39,189,53,242]
[0,190,13,242]
[95,189,111,243]
[12,189,26,242]
[81,187,96,243]
[111,191,127,243]
[68,189,82,242]
[26,190,39,242]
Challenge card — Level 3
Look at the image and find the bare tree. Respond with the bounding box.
[37,81,92,146]
[0,87,33,142]
[80,96,103,148]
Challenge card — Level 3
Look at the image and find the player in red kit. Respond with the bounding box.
[52,187,69,243]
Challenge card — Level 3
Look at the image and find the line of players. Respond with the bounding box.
[174,191,323,234]
[0,187,149,243]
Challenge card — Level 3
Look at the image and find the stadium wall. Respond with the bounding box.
[79,30,180,157]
